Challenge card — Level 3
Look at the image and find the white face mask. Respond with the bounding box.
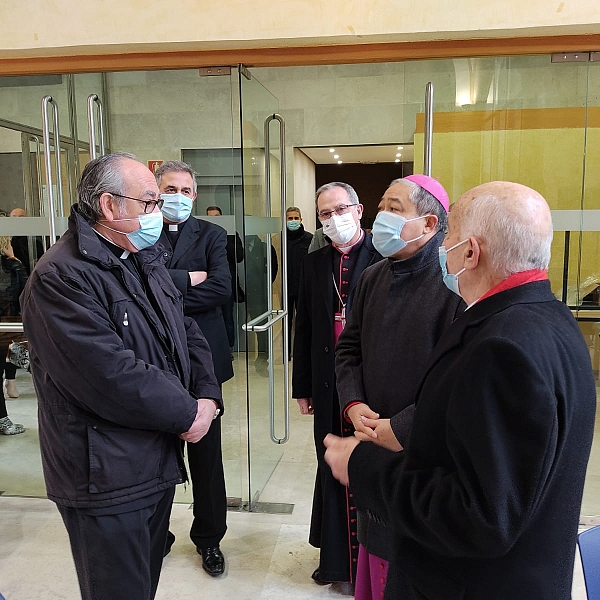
[322,213,358,246]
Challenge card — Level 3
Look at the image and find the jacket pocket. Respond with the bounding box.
[87,423,165,494]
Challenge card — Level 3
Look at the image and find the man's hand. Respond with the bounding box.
[324,434,360,487]
[180,398,217,443]
[297,398,314,415]
[346,403,380,439]
[189,271,208,286]
[355,418,403,452]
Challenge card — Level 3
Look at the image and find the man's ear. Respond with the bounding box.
[98,193,119,222]
[424,214,438,233]
[464,237,480,270]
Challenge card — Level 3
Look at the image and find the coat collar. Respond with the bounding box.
[388,230,445,275]
[427,279,556,367]
[70,204,168,270]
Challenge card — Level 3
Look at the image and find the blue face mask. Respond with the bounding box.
[160,192,193,223]
[98,211,164,251]
[438,238,469,295]
[371,210,429,258]
[287,220,301,231]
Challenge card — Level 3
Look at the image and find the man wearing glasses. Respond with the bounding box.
[155,160,232,577]
[21,153,222,600]
[292,182,382,588]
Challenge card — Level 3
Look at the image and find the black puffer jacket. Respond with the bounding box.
[21,206,222,509]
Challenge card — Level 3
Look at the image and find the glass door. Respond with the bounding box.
[238,66,290,509]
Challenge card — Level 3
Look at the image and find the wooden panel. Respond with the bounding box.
[0,33,599,76]
[416,107,600,133]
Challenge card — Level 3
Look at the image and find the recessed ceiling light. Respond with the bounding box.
[397,146,403,150]
[337,160,343,164]
[334,154,339,159]
[396,153,402,157]
[395,159,400,163]
[329,148,335,152]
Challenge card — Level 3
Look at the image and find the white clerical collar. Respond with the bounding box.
[168,224,179,232]
[93,228,130,259]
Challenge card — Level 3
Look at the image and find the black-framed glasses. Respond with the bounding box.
[317,203,357,220]
[109,192,164,214]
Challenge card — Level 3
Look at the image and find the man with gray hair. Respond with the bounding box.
[21,153,222,600]
[325,181,596,599]
[335,175,464,600]
[292,182,382,586]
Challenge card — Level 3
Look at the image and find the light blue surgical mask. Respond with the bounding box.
[160,192,193,223]
[438,239,469,296]
[371,210,429,258]
[287,220,301,231]
[98,211,164,251]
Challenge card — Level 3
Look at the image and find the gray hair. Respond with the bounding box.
[155,160,198,193]
[389,178,447,233]
[286,206,302,217]
[315,182,359,207]
[458,191,553,276]
[77,152,137,224]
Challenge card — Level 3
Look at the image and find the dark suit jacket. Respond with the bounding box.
[292,232,382,444]
[160,217,233,386]
[349,281,596,600]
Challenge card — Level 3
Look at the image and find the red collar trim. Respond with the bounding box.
[478,269,548,303]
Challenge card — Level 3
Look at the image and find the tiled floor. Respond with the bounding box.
[0,360,596,599]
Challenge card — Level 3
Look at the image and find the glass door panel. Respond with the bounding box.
[238,67,288,508]
[579,61,600,518]
[102,68,246,506]
[408,55,589,298]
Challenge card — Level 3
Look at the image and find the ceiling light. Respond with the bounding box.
[396,153,402,157]
[337,160,343,164]
[395,159,400,163]
[334,154,339,159]
[329,148,335,152]
[397,146,403,150]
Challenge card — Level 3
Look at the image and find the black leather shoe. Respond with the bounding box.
[198,546,225,576]
[163,531,176,557]
[311,568,331,585]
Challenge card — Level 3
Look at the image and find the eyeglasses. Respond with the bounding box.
[318,204,357,220]
[109,193,164,214]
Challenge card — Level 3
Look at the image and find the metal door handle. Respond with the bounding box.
[263,113,289,444]
[424,82,434,177]
[87,94,106,160]
[41,96,62,246]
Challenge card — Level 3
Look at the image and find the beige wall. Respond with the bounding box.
[292,149,316,233]
[1,0,599,57]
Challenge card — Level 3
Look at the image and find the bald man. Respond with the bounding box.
[325,182,596,599]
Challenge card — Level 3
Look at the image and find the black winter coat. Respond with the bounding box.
[21,207,222,509]
[160,217,233,386]
[349,281,596,600]
[286,225,312,297]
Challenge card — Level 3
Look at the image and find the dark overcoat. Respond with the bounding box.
[21,207,221,509]
[349,281,596,600]
[160,217,233,385]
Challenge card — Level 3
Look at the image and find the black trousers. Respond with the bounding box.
[57,487,175,600]
[188,416,227,549]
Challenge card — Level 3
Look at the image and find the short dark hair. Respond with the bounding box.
[206,205,222,215]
